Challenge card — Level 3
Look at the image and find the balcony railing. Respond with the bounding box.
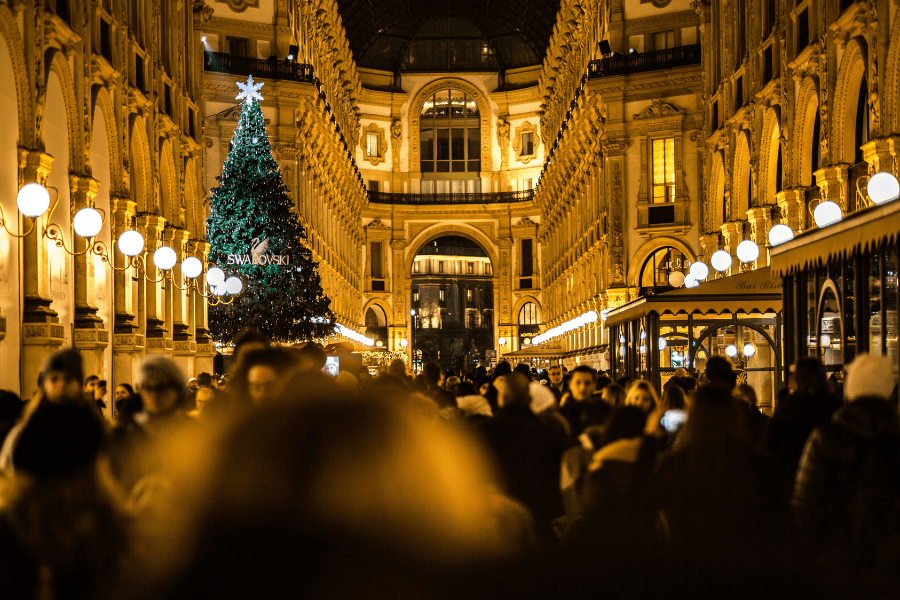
[204,52,315,83]
[368,190,534,205]
[416,246,487,257]
[588,44,701,79]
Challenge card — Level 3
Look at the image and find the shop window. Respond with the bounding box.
[652,138,676,203]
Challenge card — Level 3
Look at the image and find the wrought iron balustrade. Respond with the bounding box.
[204,52,315,83]
[367,190,534,205]
[588,44,701,78]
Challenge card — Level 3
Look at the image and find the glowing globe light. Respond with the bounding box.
[73,207,103,238]
[400,339,408,347]
[867,171,900,204]
[584,310,598,323]
[639,344,647,354]
[640,331,647,340]
[658,337,667,351]
[211,284,225,296]
[684,274,699,288]
[619,335,626,343]
[736,240,760,264]
[689,261,710,281]
[820,334,831,347]
[668,271,685,287]
[742,343,757,358]
[768,224,794,246]
[524,338,531,345]
[206,267,225,287]
[153,246,177,271]
[498,337,506,346]
[813,201,842,228]
[410,309,416,316]
[117,230,144,257]
[725,344,738,358]
[375,340,383,347]
[17,182,51,218]
[711,250,732,273]
[224,276,243,295]
[181,256,203,279]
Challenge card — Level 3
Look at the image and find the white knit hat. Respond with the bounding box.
[529,381,557,414]
[844,353,896,401]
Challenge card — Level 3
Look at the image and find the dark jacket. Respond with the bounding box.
[477,404,566,545]
[793,396,900,563]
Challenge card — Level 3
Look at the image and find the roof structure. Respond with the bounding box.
[335,0,561,72]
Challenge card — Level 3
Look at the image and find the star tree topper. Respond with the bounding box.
[236,74,264,105]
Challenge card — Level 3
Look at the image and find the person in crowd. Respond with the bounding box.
[793,353,900,579]
[84,374,100,405]
[0,390,23,447]
[601,382,626,406]
[231,328,270,370]
[547,365,565,403]
[387,358,411,386]
[421,361,446,400]
[559,366,596,436]
[196,372,214,390]
[455,381,493,423]
[646,383,687,446]
[702,356,737,390]
[114,383,137,417]
[764,357,842,505]
[652,383,780,582]
[735,382,769,444]
[444,375,461,392]
[624,379,658,414]
[477,372,566,548]
[187,378,199,393]
[217,346,300,414]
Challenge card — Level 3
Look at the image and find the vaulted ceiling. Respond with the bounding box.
[335,0,562,72]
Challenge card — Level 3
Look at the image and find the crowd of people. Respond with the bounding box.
[1,328,899,599]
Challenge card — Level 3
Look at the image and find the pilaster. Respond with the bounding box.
[720,221,744,272]
[746,207,773,267]
[814,164,850,210]
[137,214,168,343]
[862,136,900,177]
[775,189,806,233]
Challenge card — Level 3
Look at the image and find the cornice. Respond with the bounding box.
[206,16,288,36]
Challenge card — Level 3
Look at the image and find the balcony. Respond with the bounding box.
[367,190,534,205]
[204,52,315,83]
[588,44,701,79]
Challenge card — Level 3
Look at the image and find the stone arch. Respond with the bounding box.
[628,237,697,288]
[408,78,492,175]
[732,129,752,218]
[832,36,868,164]
[159,138,177,225]
[363,298,392,327]
[707,150,726,233]
[759,106,781,205]
[0,5,34,147]
[129,116,152,212]
[513,296,543,323]
[794,77,820,187]
[886,12,900,135]
[43,48,83,173]
[91,86,123,194]
[404,223,498,277]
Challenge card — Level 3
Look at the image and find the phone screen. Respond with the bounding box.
[323,356,339,377]
[661,409,687,433]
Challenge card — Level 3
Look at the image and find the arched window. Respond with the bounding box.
[420,89,480,175]
[518,302,539,325]
[639,247,688,288]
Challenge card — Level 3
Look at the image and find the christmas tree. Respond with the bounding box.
[206,75,334,344]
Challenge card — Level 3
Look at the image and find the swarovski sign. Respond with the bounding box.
[226,237,290,266]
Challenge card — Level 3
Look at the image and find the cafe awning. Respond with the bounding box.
[770,199,900,277]
[605,266,782,327]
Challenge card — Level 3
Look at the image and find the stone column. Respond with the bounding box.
[190,240,215,374]
[137,214,170,354]
[699,233,720,261]
[862,136,900,182]
[390,239,409,362]
[814,164,850,211]
[111,196,144,390]
[746,206,772,267]
[69,174,109,380]
[166,227,194,377]
[720,221,744,273]
[498,237,513,354]
[19,150,64,398]
[775,189,806,233]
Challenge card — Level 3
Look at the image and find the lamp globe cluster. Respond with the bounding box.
[336,323,374,346]
[532,310,598,345]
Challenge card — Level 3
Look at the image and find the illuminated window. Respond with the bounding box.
[466,289,473,302]
[420,88,480,173]
[467,262,474,274]
[439,289,445,301]
[654,30,675,50]
[518,302,539,325]
[652,138,676,203]
[520,132,534,156]
[366,133,380,158]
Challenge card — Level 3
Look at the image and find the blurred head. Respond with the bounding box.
[138,356,187,415]
[195,386,216,413]
[115,383,134,402]
[624,380,658,413]
[660,383,687,412]
[704,356,737,390]
[295,343,327,372]
[548,366,563,386]
[790,356,828,395]
[601,383,626,406]
[495,372,531,408]
[475,376,491,397]
[568,365,595,402]
[844,353,896,401]
[422,362,442,388]
[387,358,407,378]
[733,383,758,407]
[598,405,648,449]
[41,348,85,403]
[233,329,270,368]
[679,383,748,450]
[197,372,213,388]
[188,378,199,392]
[240,347,299,406]
[83,375,99,395]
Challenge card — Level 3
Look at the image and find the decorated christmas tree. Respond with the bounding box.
[207,75,334,344]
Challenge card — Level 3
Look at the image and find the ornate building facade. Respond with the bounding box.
[0,0,210,400]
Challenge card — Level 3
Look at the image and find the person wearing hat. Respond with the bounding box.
[793,353,900,567]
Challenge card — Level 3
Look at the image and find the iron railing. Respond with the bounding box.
[416,247,487,257]
[368,190,534,205]
[588,44,701,79]
[204,52,315,83]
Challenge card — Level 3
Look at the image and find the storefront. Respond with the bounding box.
[605,268,783,411]
[771,199,900,381]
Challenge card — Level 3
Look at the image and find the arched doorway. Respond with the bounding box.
[364,304,388,348]
[410,235,493,371]
[638,246,689,292]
